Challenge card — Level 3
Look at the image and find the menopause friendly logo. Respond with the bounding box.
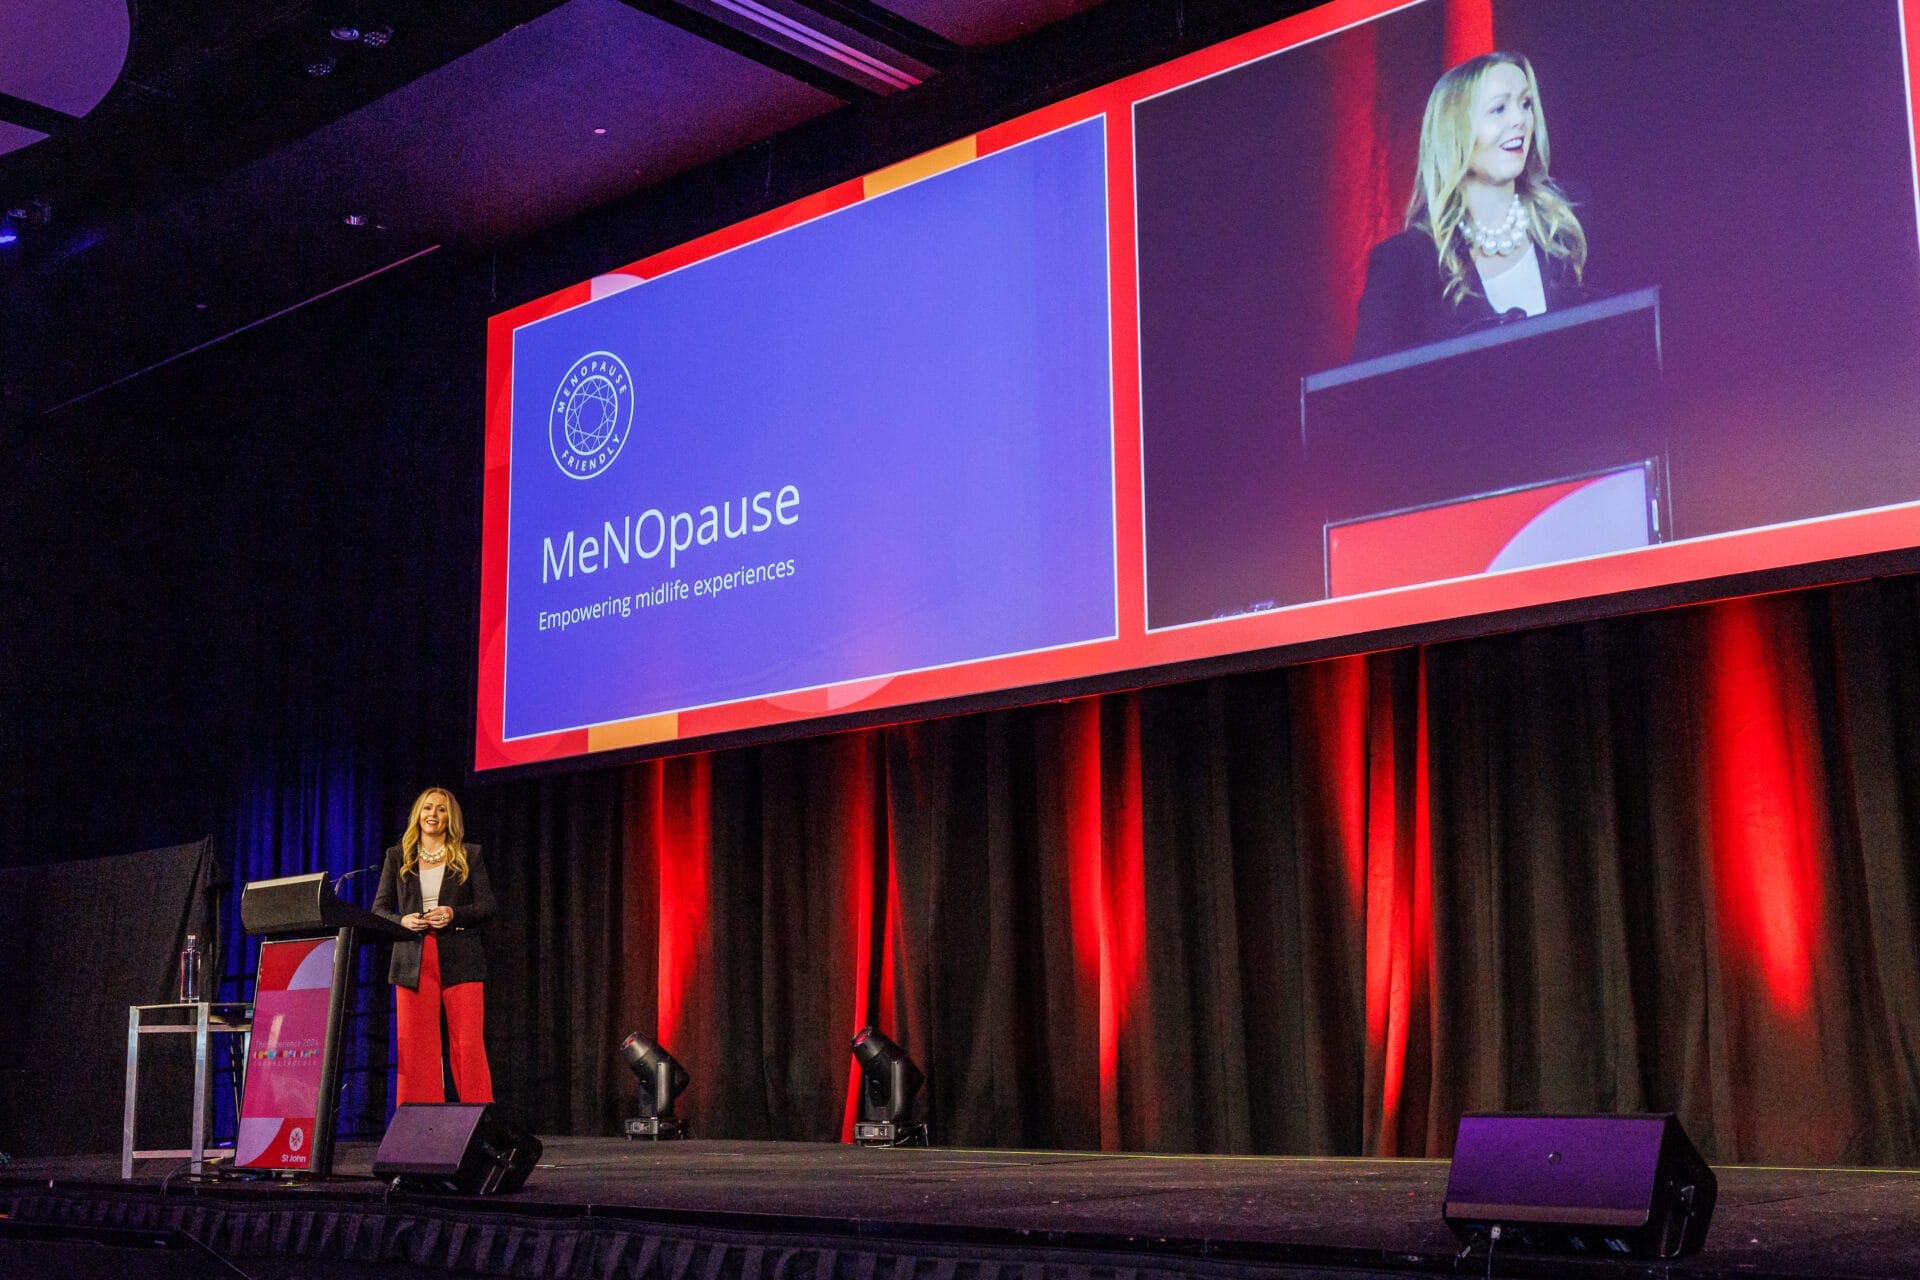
[549,351,634,480]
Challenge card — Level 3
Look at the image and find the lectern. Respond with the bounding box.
[236,872,409,1177]
[1302,287,1667,598]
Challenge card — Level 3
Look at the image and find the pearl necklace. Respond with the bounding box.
[419,846,448,866]
[1464,194,1529,257]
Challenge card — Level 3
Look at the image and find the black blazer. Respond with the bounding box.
[1350,228,1591,362]
[371,842,497,989]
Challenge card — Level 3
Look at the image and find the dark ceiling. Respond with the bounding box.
[0,0,1313,415]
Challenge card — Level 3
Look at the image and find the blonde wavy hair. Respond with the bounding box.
[1407,52,1587,306]
[400,787,470,883]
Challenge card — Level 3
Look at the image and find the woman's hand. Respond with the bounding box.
[401,912,431,932]
[426,906,454,929]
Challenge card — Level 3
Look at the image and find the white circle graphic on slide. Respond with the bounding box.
[548,351,635,480]
[289,1125,305,1152]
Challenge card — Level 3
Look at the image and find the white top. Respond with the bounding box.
[420,861,447,912]
[1477,245,1547,317]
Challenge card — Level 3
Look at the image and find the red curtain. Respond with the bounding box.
[1322,0,1495,356]
[1697,597,1851,1160]
[1444,0,1496,68]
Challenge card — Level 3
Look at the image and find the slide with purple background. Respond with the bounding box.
[503,118,1116,740]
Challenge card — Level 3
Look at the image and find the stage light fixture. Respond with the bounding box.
[620,1032,690,1139]
[361,24,393,48]
[306,56,336,77]
[850,1026,926,1146]
[330,25,362,42]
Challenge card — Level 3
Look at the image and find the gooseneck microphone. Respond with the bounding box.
[332,861,382,894]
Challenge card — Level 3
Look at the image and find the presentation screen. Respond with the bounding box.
[477,0,1920,773]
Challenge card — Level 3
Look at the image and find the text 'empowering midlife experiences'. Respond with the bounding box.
[536,558,798,634]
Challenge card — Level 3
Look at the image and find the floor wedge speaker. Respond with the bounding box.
[373,1103,542,1195]
[1443,1113,1715,1259]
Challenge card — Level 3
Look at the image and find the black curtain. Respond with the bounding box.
[0,838,220,1157]
[447,578,1920,1166]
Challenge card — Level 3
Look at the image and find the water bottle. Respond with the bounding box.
[178,932,202,1003]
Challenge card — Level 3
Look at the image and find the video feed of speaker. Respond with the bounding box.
[1136,0,1920,628]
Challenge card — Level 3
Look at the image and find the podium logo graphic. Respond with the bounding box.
[288,1126,306,1152]
[549,351,634,480]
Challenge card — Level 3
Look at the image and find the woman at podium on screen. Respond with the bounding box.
[1351,52,1589,362]
[373,787,497,1104]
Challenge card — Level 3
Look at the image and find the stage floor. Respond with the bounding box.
[5,1138,1920,1278]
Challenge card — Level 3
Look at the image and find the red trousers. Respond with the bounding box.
[395,933,494,1104]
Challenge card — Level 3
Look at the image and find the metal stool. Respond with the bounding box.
[122,1001,253,1178]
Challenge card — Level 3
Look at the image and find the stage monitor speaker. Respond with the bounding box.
[373,1103,542,1195]
[1443,1113,1716,1259]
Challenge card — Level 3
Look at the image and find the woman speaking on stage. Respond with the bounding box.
[1351,52,1590,362]
[373,787,497,1104]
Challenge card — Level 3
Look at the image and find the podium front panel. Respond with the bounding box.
[1327,461,1661,598]
[234,937,335,1170]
